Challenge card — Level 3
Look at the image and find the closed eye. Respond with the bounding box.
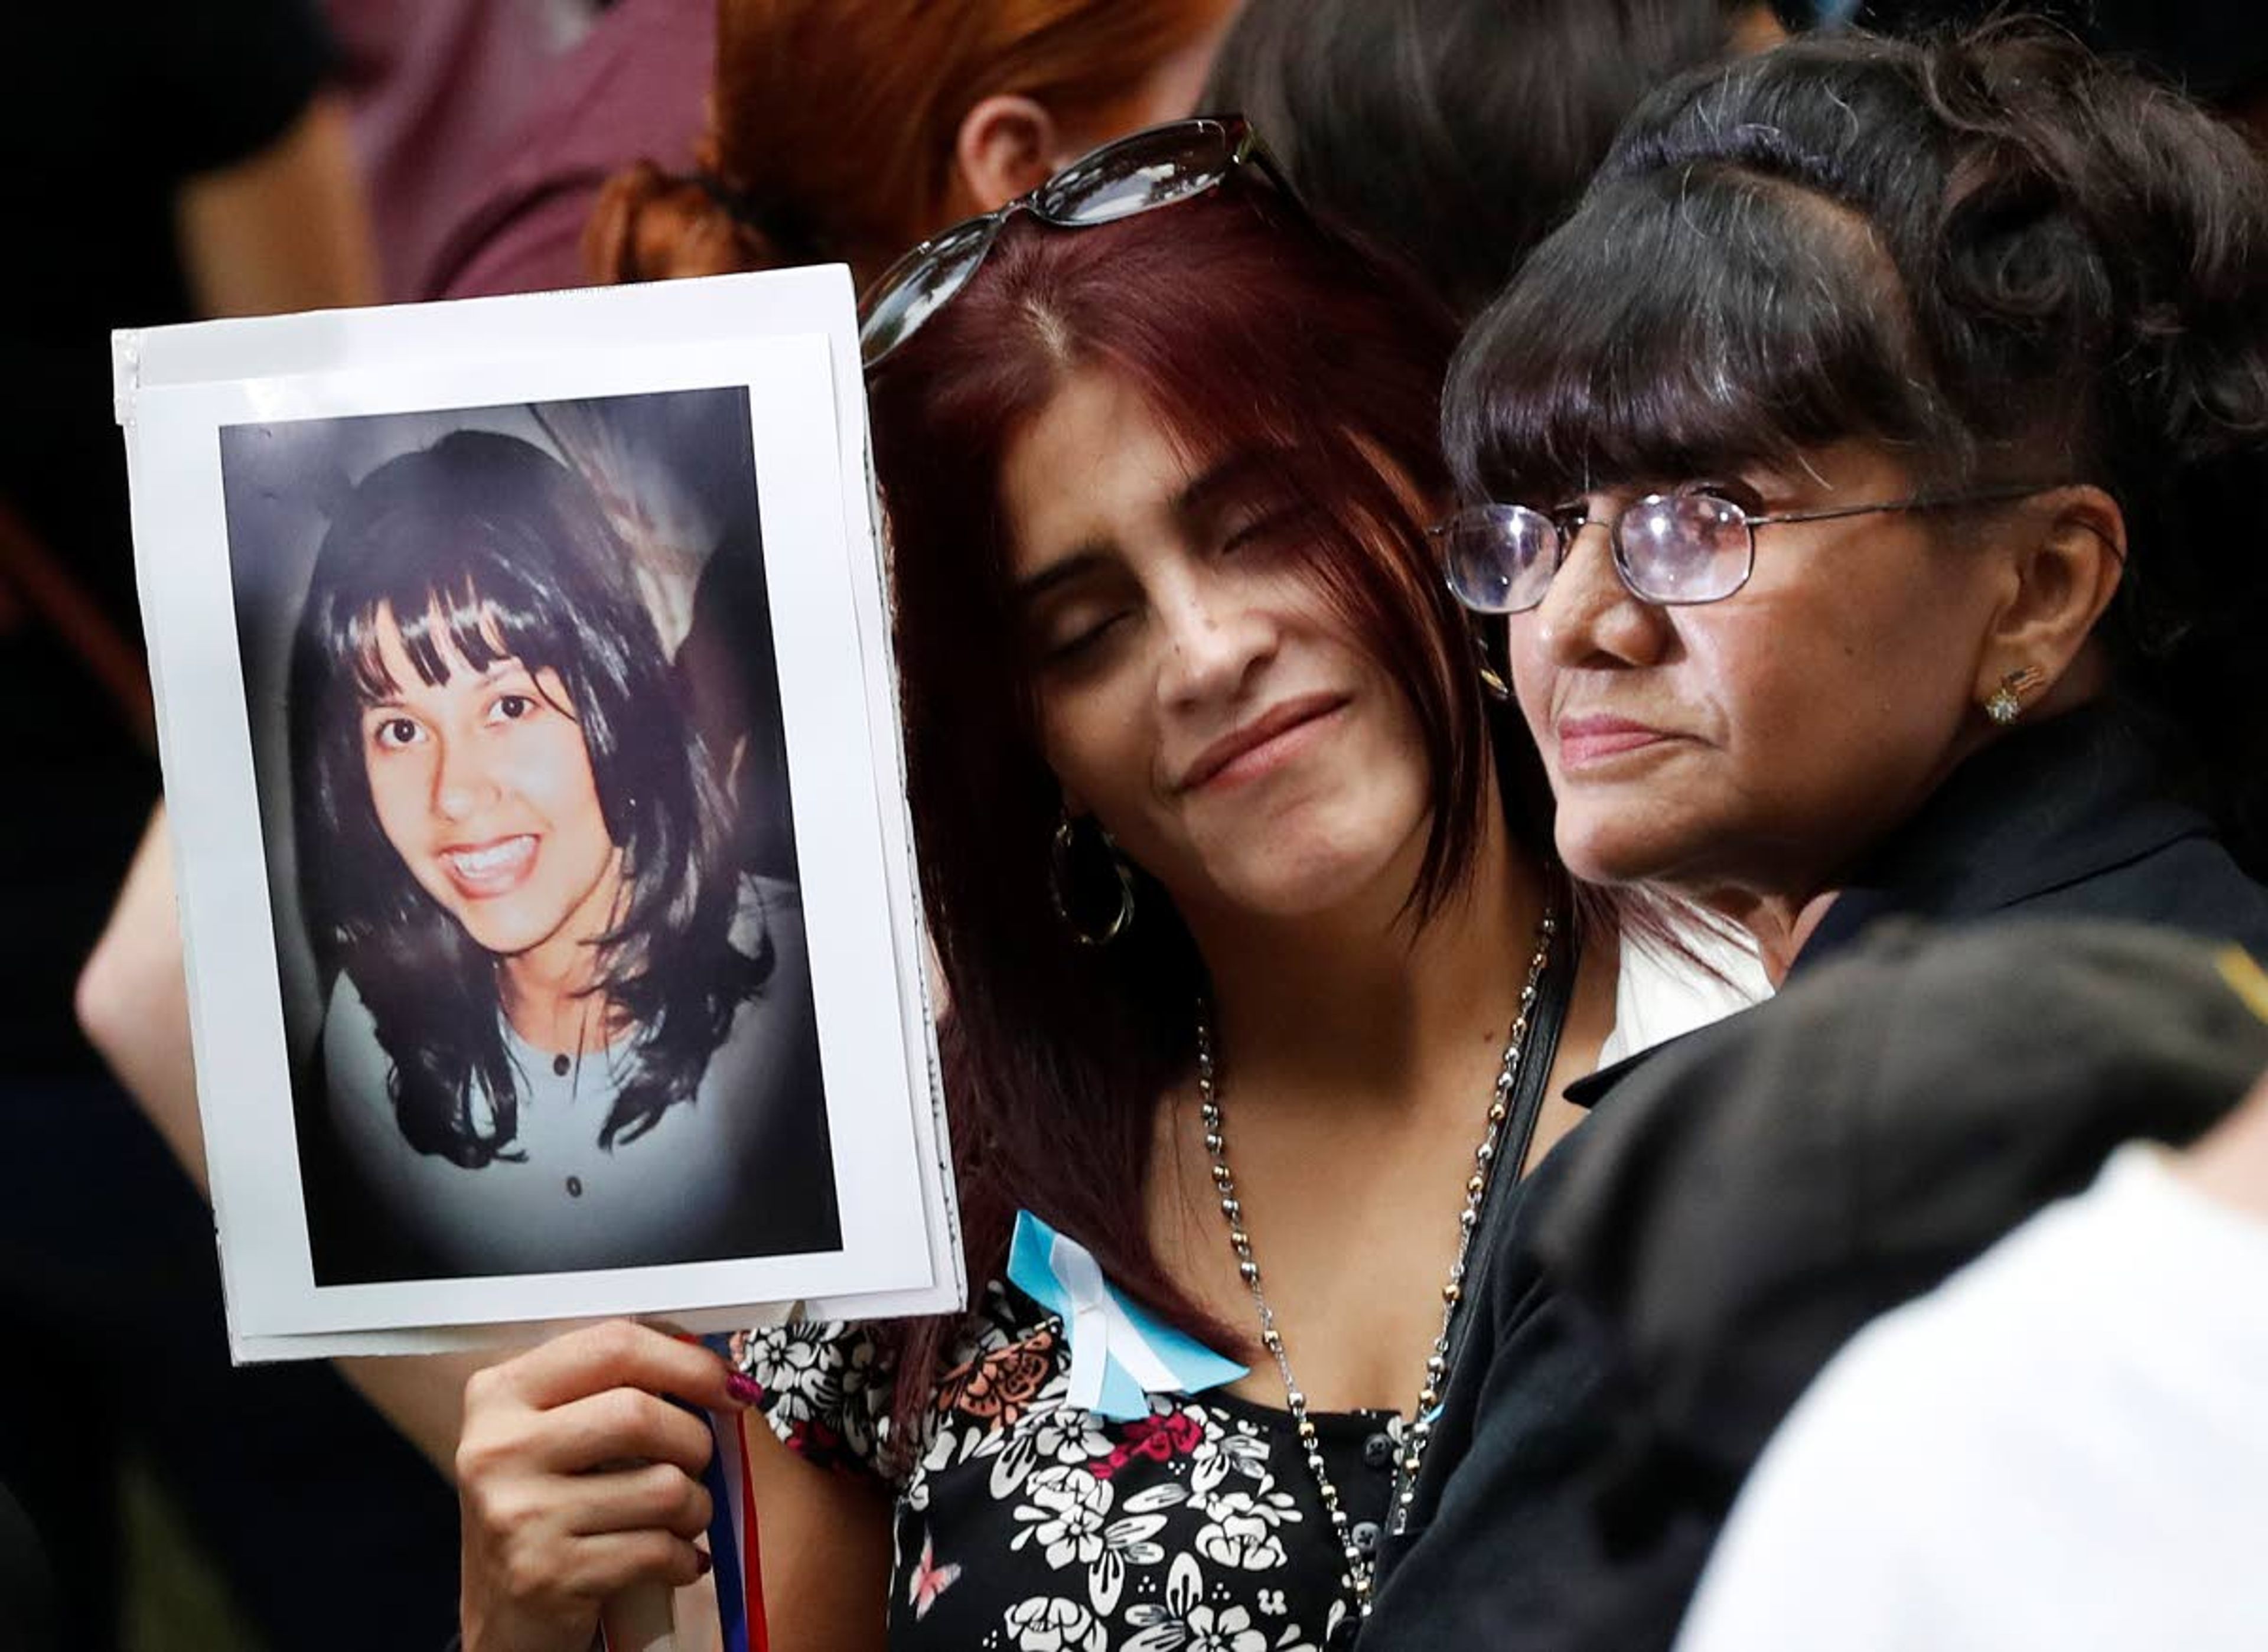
[1038,609,1132,666]
[1219,504,1308,556]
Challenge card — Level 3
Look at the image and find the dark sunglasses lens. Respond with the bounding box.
[1442,506,1559,614]
[1039,120,1241,226]
[859,218,996,365]
[1617,494,1752,603]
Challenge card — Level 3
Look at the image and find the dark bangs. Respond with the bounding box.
[1445,164,1948,505]
[306,462,655,868]
[341,569,562,709]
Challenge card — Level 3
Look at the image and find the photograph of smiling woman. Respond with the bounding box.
[278,420,835,1280]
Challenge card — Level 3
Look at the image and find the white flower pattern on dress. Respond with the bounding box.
[743,1318,891,1468]
[1004,1595,1108,1652]
[988,1401,1118,1498]
[1193,1485,1295,1572]
[1012,1466,1113,1570]
[1125,1555,1304,1652]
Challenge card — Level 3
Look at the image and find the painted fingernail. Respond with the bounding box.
[724,1371,762,1406]
[696,1549,714,1578]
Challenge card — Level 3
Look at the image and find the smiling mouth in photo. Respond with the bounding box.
[440,834,538,896]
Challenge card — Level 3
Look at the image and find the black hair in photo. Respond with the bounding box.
[289,428,768,1168]
[1447,23,2268,872]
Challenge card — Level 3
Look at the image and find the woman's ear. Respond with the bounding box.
[1974,484,2127,711]
[952,95,1063,215]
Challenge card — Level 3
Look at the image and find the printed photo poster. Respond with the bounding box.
[115,269,961,1358]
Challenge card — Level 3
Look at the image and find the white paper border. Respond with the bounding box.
[118,269,962,1358]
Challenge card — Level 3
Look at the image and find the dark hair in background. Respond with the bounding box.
[1201,0,1764,319]
[869,184,1578,1439]
[677,513,799,883]
[290,429,767,1168]
[1854,0,2268,110]
[1448,24,2268,874]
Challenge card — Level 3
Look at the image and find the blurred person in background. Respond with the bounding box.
[75,0,723,1242]
[1201,0,1787,719]
[413,0,716,302]
[1853,0,2268,142]
[324,0,599,301]
[1677,1034,2268,1651]
[1202,0,1786,322]
[584,0,1244,288]
[7,7,464,1648]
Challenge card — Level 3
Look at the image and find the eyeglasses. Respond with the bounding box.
[858,114,1283,369]
[1433,483,2061,614]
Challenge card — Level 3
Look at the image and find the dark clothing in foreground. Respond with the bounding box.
[1788,703,2268,976]
[1361,706,2268,1650]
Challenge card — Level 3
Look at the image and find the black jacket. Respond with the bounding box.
[1361,707,2268,1650]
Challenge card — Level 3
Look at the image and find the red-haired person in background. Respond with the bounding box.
[453,121,1755,1651]
[424,0,1245,301]
[584,0,1244,288]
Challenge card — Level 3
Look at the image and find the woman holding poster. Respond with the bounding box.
[288,426,837,1280]
[457,121,1753,1649]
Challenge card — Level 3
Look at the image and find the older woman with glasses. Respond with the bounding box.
[1424,28,2268,983]
[1363,23,2268,1651]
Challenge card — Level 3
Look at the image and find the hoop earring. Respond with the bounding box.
[1049,812,1135,946]
[1983,664,2046,726]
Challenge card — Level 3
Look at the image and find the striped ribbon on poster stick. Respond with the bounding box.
[602,1392,768,1652]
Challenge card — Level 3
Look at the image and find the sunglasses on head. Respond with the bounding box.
[857,115,1287,370]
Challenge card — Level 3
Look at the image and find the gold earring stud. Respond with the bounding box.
[1984,665,2045,726]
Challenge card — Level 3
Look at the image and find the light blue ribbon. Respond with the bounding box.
[1008,1210,1249,1422]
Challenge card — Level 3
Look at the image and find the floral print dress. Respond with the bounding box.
[738,1279,1403,1651]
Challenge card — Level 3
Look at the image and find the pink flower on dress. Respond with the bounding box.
[1094,1410,1204,1480]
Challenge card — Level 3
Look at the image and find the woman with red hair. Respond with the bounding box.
[585,0,1243,287]
[457,122,1751,1651]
